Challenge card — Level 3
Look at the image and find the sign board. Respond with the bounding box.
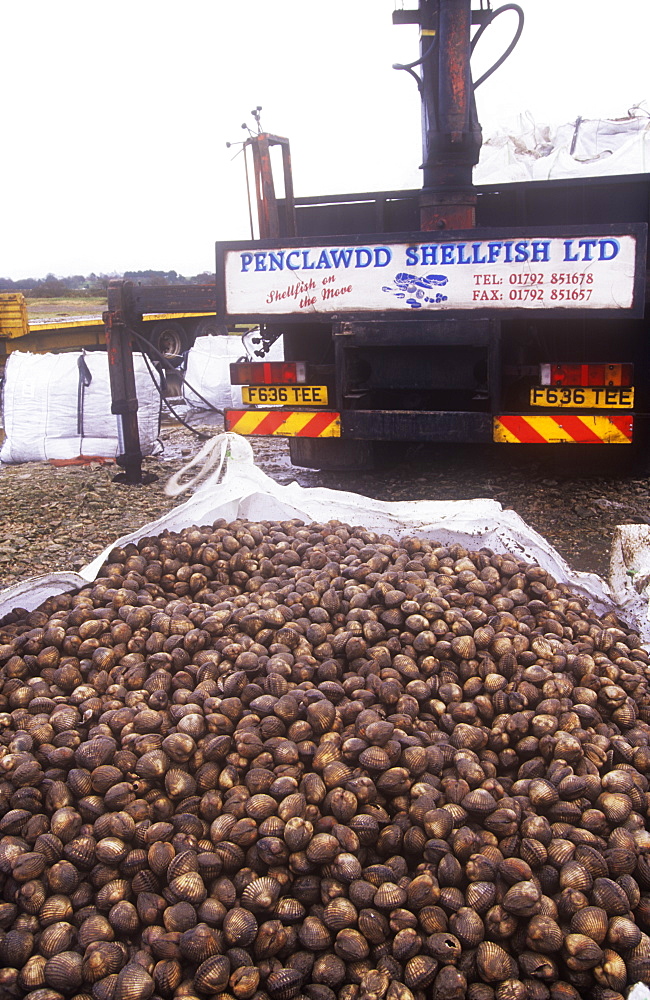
[216,225,647,320]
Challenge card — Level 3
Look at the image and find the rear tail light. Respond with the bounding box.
[540,363,633,387]
[229,361,307,385]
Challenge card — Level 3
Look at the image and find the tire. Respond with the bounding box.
[193,317,227,338]
[289,437,375,471]
[148,320,189,367]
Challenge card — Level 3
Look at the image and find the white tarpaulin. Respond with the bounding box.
[2,433,648,641]
[0,350,161,464]
[475,112,650,184]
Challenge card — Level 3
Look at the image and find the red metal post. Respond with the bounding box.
[246,133,297,239]
[104,281,143,484]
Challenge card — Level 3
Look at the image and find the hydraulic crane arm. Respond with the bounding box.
[394,0,524,231]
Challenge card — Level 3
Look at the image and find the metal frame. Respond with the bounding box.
[245,133,297,240]
[332,317,501,440]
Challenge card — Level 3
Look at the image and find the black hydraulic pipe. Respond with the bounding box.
[419,0,481,229]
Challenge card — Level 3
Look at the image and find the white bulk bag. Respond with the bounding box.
[183,331,284,411]
[475,113,650,185]
[182,335,247,411]
[0,350,161,464]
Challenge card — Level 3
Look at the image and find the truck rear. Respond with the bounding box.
[218,1,649,469]
[220,177,647,468]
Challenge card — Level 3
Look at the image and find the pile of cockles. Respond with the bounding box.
[0,517,649,1000]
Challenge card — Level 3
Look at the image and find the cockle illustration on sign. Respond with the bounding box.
[382,272,449,308]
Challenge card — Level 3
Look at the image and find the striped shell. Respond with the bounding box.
[240,876,281,913]
[449,906,485,947]
[266,969,304,1000]
[359,747,391,771]
[570,906,609,944]
[169,872,207,904]
[404,954,439,989]
[18,955,47,990]
[374,882,408,909]
[591,878,631,916]
[194,955,231,994]
[44,951,84,991]
[83,941,129,983]
[167,851,198,880]
[323,897,358,931]
[223,907,258,947]
[108,900,140,935]
[38,921,76,958]
[273,897,306,924]
[38,895,74,927]
[476,942,518,982]
[114,962,155,1000]
[298,916,332,950]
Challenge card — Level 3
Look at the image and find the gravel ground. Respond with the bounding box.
[1,406,650,595]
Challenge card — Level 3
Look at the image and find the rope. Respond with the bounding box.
[140,350,211,441]
[164,432,234,496]
[128,326,225,416]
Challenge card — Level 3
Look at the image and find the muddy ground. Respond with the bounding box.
[1,406,649,593]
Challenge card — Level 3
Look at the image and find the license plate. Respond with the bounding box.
[241,385,328,406]
[529,386,634,409]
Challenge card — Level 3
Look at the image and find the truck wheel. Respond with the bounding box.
[149,320,189,367]
[289,437,374,471]
[193,317,226,338]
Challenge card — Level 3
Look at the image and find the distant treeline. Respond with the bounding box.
[0,270,214,298]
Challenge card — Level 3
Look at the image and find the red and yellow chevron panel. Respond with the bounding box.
[494,414,633,444]
[225,409,341,438]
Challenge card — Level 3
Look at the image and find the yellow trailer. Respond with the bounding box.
[0,292,221,367]
[0,293,29,342]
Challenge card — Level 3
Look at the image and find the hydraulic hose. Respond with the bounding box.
[470,3,525,89]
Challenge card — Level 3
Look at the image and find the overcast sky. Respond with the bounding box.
[1,0,648,280]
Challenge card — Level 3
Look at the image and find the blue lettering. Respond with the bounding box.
[302,251,315,269]
[406,246,419,266]
[374,247,392,267]
[269,251,285,271]
[254,252,267,271]
[316,250,332,269]
[457,243,471,264]
[355,248,373,268]
[503,242,514,263]
[531,241,550,262]
[578,239,599,261]
[564,240,579,262]
[240,253,253,272]
[599,238,620,261]
[286,251,301,270]
[515,241,530,262]
[441,245,455,265]
[487,242,503,264]
[472,243,487,264]
[421,245,439,266]
[329,247,354,268]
